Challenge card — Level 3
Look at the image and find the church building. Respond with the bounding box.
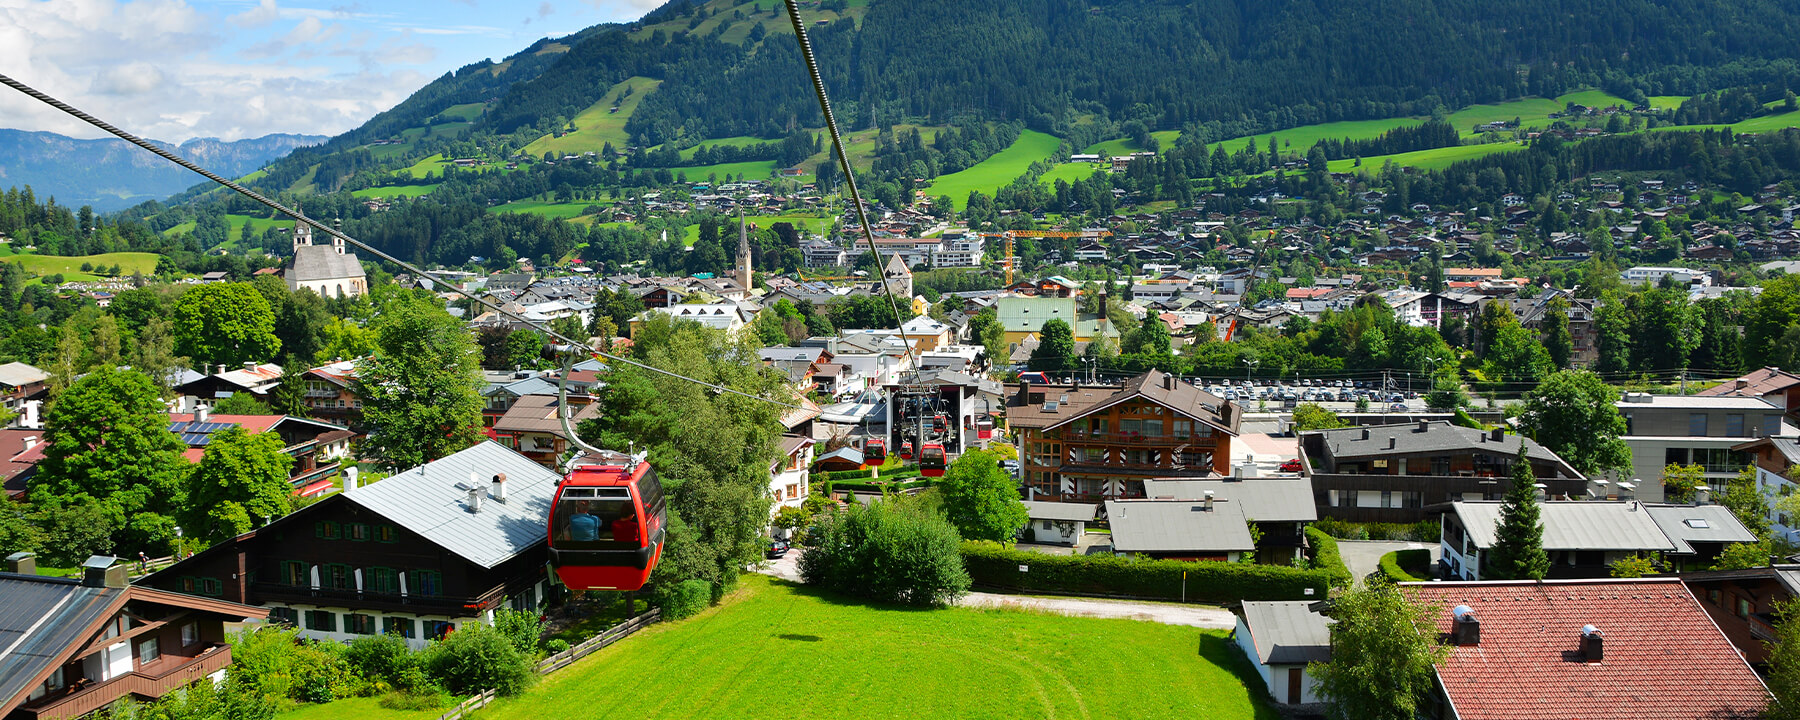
[286,217,368,299]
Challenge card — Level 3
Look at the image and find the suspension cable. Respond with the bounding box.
[0,72,800,411]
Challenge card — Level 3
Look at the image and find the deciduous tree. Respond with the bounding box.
[354,296,483,470]
[1519,370,1632,477]
[1309,584,1448,720]
[31,367,189,555]
[1028,318,1078,373]
[936,449,1027,542]
[172,282,281,370]
[184,427,294,544]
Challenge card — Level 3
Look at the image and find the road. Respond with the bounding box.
[1336,539,1437,587]
[757,548,1236,629]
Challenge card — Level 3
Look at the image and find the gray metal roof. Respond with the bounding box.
[0,362,47,388]
[1140,478,1318,522]
[1240,601,1334,665]
[0,575,121,709]
[1645,504,1758,554]
[1021,500,1098,522]
[1105,499,1257,553]
[1453,501,1675,552]
[1310,421,1578,477]
[290,244,366,283]
[344,441,562,569]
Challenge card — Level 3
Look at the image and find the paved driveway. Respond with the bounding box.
[756,549,1235,629]
[1336,540,1437,586]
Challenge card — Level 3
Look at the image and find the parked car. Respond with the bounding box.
[1000,459,1021,477]
[765,538,790,559]
[1279,458,1304,473]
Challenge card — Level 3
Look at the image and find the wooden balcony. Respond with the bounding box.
[250,582,500,614]
[20,644,233,719]
[1053,429,1213,447]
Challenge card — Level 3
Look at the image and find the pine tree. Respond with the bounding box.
[1486,448,1550,580]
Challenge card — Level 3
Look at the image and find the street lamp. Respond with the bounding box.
[1242,357,1260,383]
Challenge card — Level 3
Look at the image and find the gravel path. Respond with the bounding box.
[756,549,1236,629]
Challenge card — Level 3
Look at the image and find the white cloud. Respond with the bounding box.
[0,0,438,143]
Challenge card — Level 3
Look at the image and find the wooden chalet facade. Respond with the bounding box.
[144,442,560,650]
[1009,370,1239,502]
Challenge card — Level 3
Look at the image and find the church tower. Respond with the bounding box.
[291,204,313,255]
[735,210,753,290]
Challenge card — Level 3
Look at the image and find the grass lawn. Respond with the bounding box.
[671,160,787,183]
[1086,130,1181,156]
[4,251,161,280]
[1039,161,1106,187]
[469,575,1276,720]
[524,77,663,157]
[925,129,1062,210]
[1647,95,1689,111]
[489,200,602,221]
[437,102,486,122]
[1327,141,1526,174]
[352,184,439,199]
[161,213,289,238]
[1652,109,1800,135]
[1206,118,1423,157]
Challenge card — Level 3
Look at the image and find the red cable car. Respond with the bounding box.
[864,437,887,463]
[919,443,947,477]
[547,454,666,592]
[899,441,914,460]
[932,414,947,434]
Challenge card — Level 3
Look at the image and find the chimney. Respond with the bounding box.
[467,486,484,514]
[1737,378,1751,390]
[1417,419,1429,433]
[196,406,211,423]
[5,551,35,575]
[1018,380,1032,405]
[81,556,126,588]
[490,473,508,503]
[21,435,37,452]
[1388,437,1397,450]
[1451,605,1480,646]
[244,361,257,372]
[1361,427,1371,441]
[1203,490,1215,511]
[1694,484,1712,504]
[217,364,227,376]
[1164,374,1177,390]
[1580,625,1605,662]
[1490,428,1505,442]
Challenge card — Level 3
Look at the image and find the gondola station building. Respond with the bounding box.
[144,441,561,650]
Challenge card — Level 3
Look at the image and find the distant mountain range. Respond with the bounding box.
[0,130,326,211]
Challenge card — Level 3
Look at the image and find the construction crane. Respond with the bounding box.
[998,229,1115,285]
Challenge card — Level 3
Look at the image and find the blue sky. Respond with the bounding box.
[0,0,665,143]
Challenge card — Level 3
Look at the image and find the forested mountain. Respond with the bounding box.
[0,130,325,211]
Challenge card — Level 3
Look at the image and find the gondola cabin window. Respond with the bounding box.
[554,486,638,547]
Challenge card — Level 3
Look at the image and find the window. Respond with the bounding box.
[181,622,199,646]
[200,577,222,597]
[137,637,159,666]
[1142,419,1163,437]
[367,567,399,594]
[327,564,353,590]
[1738,597,1753,619]
[382,617,415,639]
[269,607,299,625]
[1690,413,1709,436]
[315,521,340,540]
[1709,588,1722,605]
[377,525,398,543]
[346,614,377,635]
[1042,520,1053,530]
[1727,414,1745,437]
[1665,447,1690,467]
[347,523,369,541]
[305,610,336,632]
[282,561,309,587]
[1432,456,1451,475]
[1173,420,1192,439]
[551,486,637,548]
[429,621,456,640]
[412,570,443,597]
[180,576,197,593]
[1767,415,1785,437]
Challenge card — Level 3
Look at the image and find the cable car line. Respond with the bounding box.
[0,72,802,413]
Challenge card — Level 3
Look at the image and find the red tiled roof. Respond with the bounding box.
[1404,580,1769,720]
[1698,366,1800,398]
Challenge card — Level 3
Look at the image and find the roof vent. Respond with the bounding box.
[5,551,34,575]
[1203,490,1215,512]
[1580,625,1604,662]
[1451,605,1480,646]
[1417,419,1429,433]
[1490,428,1505,442]
[1164,374,1177,390]
[490,473,508,503]
[1361,427,1371,441]
[1388,437,1397,450]
[81,555,126,589]
[466,486,484,514]
[196,406,210,423]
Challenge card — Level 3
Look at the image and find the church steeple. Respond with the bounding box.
[736,210,752,290]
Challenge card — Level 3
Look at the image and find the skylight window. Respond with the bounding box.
[1685,518,1710,529]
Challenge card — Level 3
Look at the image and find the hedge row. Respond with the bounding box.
[811,467,924,483]
[1378,549,1431,583]
[833,478,933,493]
[960,541,1331,604]
[1306,527,1353,589]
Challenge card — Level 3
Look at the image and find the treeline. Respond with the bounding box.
[869,123,1025,183]
[1312,120,1462,161]
[1671,88,1789,125]
[629,131,819,169]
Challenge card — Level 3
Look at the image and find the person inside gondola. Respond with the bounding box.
[613,508,640,545]
[568,501,600,542]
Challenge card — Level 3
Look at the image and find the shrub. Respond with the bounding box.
[492,608,547,658]
[659,578,714,620]
[228,627,357,703]
[960,541,1330,603]
[1310,517,1366,540]
[378,688,452,712]
[800,498,971,607]
[345,634,414,688]
[421,622,535,697]
[544,638,570,655]
[1378,549,1431,582]
[1306,527,1353,589]
[1410,519,1441,543]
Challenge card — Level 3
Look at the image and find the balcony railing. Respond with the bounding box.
[250,582,491,612]
[1054,429,1211,447]
[21,645,233,719]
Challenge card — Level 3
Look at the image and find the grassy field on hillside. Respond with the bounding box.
[489,200,602,221]
[925,129,1063,210]
[674,160,786,183]
[437,103,486,122]
[352,184,439,199]
[1039,161,1105,187]
[3,251,160,281]
[161,213,289,238]
[1648,96,1689,111]
[1086,130,1181,156]
[1327,141,1526,174]
[1651,109,1800,135]
[470,576,1273,720]
[524,77,663,157]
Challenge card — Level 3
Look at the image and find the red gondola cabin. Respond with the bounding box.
[920,443,946,477]
[899,441,914,460]
[548,455,666,592]
[865,437,887,463]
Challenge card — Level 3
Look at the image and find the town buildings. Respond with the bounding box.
[1298,421,1586,523]
[1440,500,1755,580]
